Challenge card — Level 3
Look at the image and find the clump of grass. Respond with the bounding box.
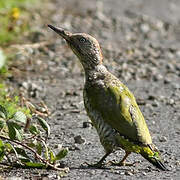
[0,85,68,172]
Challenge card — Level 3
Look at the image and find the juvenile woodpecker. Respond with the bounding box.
[48,24,167,171]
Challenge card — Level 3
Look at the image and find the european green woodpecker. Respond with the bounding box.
[48,24,167,171]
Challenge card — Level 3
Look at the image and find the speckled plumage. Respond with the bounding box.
[48,24,167,171]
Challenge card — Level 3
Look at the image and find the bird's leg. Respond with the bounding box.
[109,151,134,166]
[109,151,130,166]
[84,152,111,168]
[119,151,131,166]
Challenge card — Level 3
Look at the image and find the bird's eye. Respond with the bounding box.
[79,37,86,43]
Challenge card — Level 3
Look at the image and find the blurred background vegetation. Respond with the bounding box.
[0,0,36,45]
[0,0,39,81]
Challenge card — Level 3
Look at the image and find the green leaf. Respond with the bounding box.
[14,128,23,141]
[15,147,30,159]
[27,140,37,148]
[37,117,50,137]
[19,158,31,163]
[0,104,7,119]
[4,103,16,119]
[54,148,68,161]
[29,124,39,135]
[0,119,5,129]
[0,139,4,148]
[0,139,5,162]
[25,162,45,168]
[0,112,6,119]
[14,96,19,103]
[13,111,27,124]
[42,140,48,160]
[49,150,55,163]
[7,121,16,140]
[36,143,42,155]
[7,121,23,141]
[4,143,13,152]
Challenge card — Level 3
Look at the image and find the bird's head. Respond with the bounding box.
[48,25,103,70]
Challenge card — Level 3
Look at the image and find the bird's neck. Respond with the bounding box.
[84,64,108,82]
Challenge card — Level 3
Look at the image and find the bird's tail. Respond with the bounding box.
[140,144,167,171]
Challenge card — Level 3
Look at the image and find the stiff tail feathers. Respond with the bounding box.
[141,153,167,171]
[141,145,168,171]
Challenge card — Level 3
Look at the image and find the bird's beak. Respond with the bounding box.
[47,24,72,41]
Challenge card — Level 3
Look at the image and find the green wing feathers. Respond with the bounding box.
[108,84,152,144]
[88,81,152,145]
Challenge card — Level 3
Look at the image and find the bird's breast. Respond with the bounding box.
[83,88,118,150]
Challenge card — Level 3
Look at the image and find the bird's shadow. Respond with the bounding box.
[69,163,132,171]
[67,162,164,173]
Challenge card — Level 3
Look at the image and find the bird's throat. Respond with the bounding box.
[85,64,107,82]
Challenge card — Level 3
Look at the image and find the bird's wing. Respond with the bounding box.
[107,83,152,144]
[86,82,152,145]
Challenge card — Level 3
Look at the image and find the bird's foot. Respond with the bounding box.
[107,160,138,167]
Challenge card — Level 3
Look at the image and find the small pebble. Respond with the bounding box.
[164,78,171,84]
[74,135,86,144]
[152,100,159,107]
[156,20,164,29]
[175,161,180,166]
[167,99,175,105]
[145,103,154,111]
[69,145,80,151]
[153,74,163,81]
[176,50,180,58]
[55,144,62,150]
[83,121,92,128]
[167,53,174,60]
[140,23,150,33]
[22,81,29,89]
[120,171,125,175]
[159,136,168,142]
[148,95,156,100]
[125,171,133,176]
[73,144,81,150]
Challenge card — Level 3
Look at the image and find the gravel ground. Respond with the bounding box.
[2,0,180,179]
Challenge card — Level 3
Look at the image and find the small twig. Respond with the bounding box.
[20,95,49,117]
[33,110,48,117]
[24,117,31,132]
[40,101,51,116]
[25,134,38,140]
[0,135,69,172]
